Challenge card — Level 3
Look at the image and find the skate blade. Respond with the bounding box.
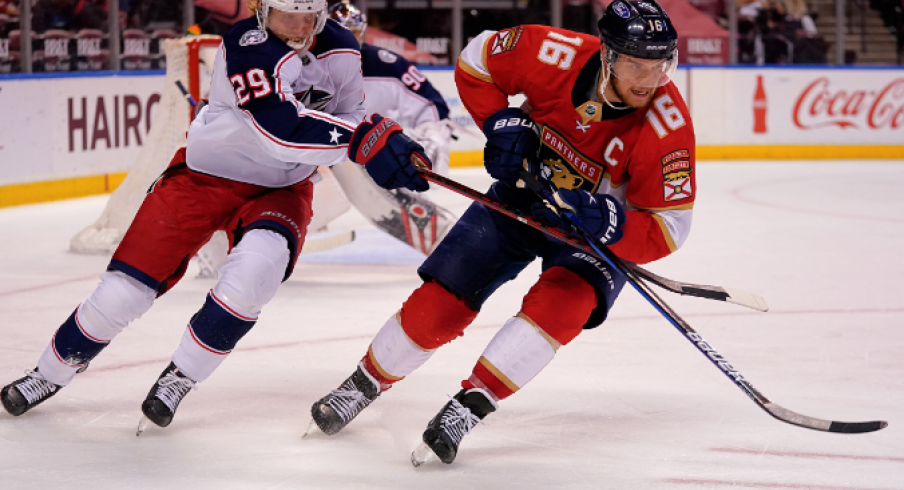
[136,416,152,436]
[302,417,323,438]
[410,441,438,467]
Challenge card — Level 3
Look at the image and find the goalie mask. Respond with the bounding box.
[597,0,678,93]
[256,0,328,52]
[328,1,367,45]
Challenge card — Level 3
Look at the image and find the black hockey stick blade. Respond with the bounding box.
[414,167,765,310]
[626,264,768,312]
[761,402,887,433]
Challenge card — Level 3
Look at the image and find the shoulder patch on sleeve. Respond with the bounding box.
[239,29,268,46]
[489,26,524,56]
[662,150,693,201]
[377,49,398,63]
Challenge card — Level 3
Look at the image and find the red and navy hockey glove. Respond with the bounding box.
[531,189,626,245]
[482,108,541,185]
[349,114,431,192]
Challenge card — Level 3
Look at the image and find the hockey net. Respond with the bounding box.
[70,35,224,254]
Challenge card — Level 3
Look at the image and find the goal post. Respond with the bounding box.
[70,35,223,254]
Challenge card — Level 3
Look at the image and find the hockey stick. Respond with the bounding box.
[512,169,886,434]
[300,230,356,254]
[414,167,766,311]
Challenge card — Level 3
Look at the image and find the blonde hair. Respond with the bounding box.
[247,0,260,15]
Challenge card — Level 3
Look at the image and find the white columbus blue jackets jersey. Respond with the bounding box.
[359,44,449,128]
[186,18,365,187]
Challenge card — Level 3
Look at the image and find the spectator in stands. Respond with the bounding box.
[32,0,77,32]
[781,0,818,37]
[779,0,827,63]
[753,1,794,64]
[737,0,767,21]
[0,0,18,17]
[195,0,251,36]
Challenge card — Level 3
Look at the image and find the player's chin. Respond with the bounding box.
[623,87,655,108]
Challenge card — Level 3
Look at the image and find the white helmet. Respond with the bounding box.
[257,0,328,52]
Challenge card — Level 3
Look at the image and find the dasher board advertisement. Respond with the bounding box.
[692,68,904,146]
[0,75,163,185]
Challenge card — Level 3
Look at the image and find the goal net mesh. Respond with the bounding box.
[69,35,222,254]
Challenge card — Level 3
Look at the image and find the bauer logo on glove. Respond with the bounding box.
[532,189,626,245]
[349,114,432,192]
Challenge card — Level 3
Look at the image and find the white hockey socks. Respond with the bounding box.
[171,229,289,382]
[37,271,156,386]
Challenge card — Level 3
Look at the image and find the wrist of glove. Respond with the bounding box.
[530,189,626,245]
[482,108,541,185]
[349,114,431,192]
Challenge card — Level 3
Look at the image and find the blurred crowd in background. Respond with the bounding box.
[0,0,901,74]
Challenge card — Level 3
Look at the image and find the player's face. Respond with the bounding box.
[600,49,665,108]
[267,10,318,48]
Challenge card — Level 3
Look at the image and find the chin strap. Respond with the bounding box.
[597,62,631,111]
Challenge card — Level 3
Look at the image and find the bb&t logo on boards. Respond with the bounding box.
[792,77,904,130]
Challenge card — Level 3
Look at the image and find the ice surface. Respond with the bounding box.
[1,164,902,489]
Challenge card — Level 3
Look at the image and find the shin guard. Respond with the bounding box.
[171,292,257,382]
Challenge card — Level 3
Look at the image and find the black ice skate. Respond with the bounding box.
[1,369,61,416]
[411,388,497,466]
[137,362,196,434]
[307,364,381,436]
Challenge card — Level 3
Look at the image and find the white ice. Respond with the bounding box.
[1,163,902,489]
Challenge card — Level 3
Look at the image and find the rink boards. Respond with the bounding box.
[1,65,903,207]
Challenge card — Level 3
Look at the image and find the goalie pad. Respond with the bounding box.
[330,159,454,255]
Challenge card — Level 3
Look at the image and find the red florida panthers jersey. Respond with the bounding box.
[455,25,696,265]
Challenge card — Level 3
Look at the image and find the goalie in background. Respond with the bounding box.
[326,0,456,255]
[1,0,431,432]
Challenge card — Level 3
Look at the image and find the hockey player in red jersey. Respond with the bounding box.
[308,0,695,464]
[0,0,431,431]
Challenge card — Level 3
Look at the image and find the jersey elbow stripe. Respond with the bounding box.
[457,58,493,84]
[627,200,694,212]
[651,214,679,252]
[316,49,361,59]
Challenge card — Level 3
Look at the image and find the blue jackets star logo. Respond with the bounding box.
[295,85,333,111]
[329,128,342,144]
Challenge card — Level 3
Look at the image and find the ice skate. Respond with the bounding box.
[307,364,380,436]
[412,388,497,466]
[137,362,196,434]
[1,369,61,416]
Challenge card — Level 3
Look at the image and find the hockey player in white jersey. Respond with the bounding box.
[326,0,456,254]
[0,0,432,431]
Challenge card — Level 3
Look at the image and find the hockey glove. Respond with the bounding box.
[349,114,431,192]
[531,189,626,245]
[482,108,541,185]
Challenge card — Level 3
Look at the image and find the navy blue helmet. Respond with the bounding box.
[597,0,678,60]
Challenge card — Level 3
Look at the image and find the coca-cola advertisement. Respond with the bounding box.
[730,69,904,144]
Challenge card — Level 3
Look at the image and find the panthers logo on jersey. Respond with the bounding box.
[295,85,334,111]
[538,126,604,193]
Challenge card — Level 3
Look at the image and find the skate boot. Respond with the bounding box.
[139,362,196,430]
[309,364,381,436]
[414,388,497,465]
[1,369,61,416]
